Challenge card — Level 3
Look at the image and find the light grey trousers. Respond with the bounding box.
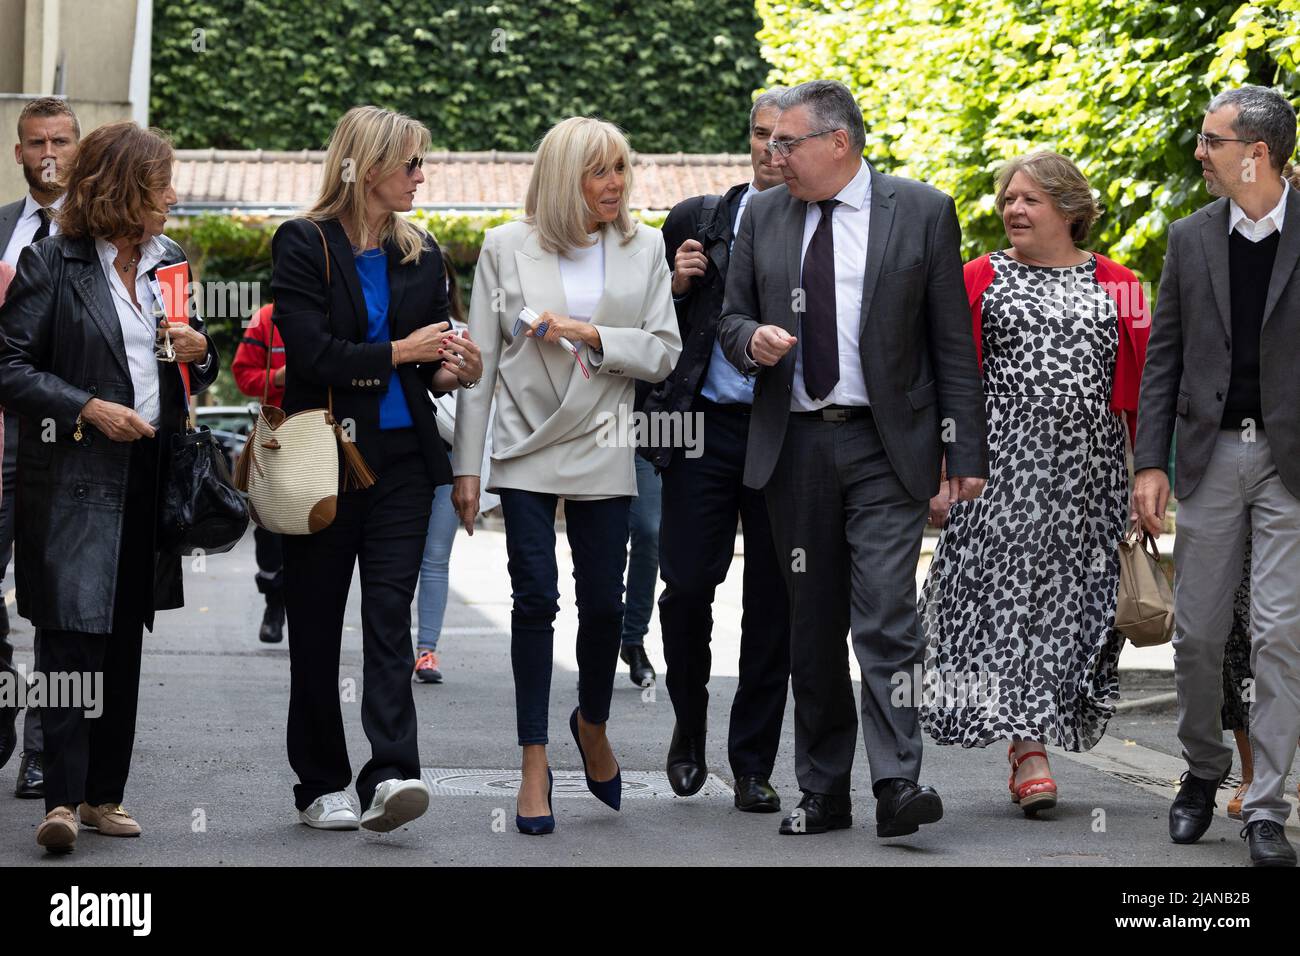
[1173,431,1300,826]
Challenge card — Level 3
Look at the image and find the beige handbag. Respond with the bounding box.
[1115,524,1175,647]
[233,219,376,534]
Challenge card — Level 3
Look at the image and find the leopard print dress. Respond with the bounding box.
[919,251,1129,751]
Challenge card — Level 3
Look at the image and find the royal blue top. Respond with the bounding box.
[354,248,413,430]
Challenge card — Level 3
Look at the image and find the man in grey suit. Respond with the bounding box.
[0,96,80,799]
[717,80,989,837]
[1135,85,1300,867]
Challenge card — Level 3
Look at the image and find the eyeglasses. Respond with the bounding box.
[405,155,425,174]
[766,128,839,157]
[1196,132,1258,149]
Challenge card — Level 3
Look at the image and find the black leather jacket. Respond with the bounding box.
[0,234,219,633]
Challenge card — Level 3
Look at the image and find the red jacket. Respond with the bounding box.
[232,303,286,406]
[963,252,1149,447]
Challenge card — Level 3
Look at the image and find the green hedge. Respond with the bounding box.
[169,209,668,404]
[757,0,1300,285]
[151,1,765,153]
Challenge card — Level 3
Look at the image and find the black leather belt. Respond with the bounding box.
[791,405,871,422]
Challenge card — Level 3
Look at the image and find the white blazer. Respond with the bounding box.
[452,219,681,498]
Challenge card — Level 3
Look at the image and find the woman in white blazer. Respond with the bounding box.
[452,117,680,834]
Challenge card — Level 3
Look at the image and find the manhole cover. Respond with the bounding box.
[420,768,734,800]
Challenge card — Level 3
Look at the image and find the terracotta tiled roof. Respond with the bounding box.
[172,149,753,214]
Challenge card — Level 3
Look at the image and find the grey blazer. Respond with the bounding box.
[716,164,989,500]
[0,199,26,259]
[1134,188,1300,499]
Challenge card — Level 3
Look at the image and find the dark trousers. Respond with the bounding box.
[39,436,157,812]
[253,526,283,595]
[765,412,928,796]
[0,408,41,753]
[621,455,661,646]
[658,399,790,777]
[283,428,433,811]
[498,488,629,746]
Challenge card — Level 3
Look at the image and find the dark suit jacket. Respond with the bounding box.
[0,233,219,633]
[0,198,25,257]
[716,164,989,499]
[269,217,453,487]
[1135,188,1300,499]
[641,181,749,468]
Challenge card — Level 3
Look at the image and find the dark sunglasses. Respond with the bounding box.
[405,155,425,174]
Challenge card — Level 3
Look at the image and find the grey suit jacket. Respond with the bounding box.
[1135,189,1300,499]
[716,164,989,500]
[0,199,26,260]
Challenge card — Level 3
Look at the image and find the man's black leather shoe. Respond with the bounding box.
[1243,820,1297,867]
[1169,770,1227,845]
[666,723,706,796]
[875,778,944,837]
[15,750,43,799]
[620,644,655,687]
[779,791,851,834]
[734,775,781,813]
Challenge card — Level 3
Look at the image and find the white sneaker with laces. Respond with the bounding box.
[299,791,360,830]
[360,778,430,832]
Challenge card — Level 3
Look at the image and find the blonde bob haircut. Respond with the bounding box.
[304,105,431,264]
[525,117,637,255]
[994,150,1103,244]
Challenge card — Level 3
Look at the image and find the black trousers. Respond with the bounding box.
[253,526,283,595]
[283,428,434,812]
[39,436,158,812]
[658,399,790,778]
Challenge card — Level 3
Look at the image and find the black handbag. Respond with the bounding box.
[159,423,249,555]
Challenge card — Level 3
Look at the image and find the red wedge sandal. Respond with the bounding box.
[1008,743,1058,815]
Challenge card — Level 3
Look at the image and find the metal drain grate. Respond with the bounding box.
[420,768,734,800]
[1098,769,1242,790]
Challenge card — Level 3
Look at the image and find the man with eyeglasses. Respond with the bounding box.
[716,80,989,838]
[1135,84,1300,867]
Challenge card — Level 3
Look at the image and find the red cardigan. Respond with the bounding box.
[964,252,1149,447]
[232,303,286,407]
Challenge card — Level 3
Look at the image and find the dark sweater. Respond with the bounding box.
[1222,228,1281,429]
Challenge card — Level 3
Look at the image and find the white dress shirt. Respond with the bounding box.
[2,193,64,267]
[96,236,170,427]
[1228,179,1288,242]
[792,159,873,411]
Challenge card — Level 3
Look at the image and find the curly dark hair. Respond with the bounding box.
[55,121,174,242]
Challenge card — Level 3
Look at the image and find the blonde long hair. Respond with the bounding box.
[305,105,430,264]
[525,117,637,255]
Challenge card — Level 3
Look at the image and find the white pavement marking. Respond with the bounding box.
[1052,735,1300,834]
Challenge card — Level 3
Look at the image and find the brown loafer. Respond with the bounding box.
[78,802,142,837]
[36,806,78,853]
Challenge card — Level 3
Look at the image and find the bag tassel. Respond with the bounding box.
[233,440,254,492]
[334,424,377,490]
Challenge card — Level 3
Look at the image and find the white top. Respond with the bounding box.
[559,230,605,320]
[2,193,64,267]
[791,159,873,411]
[95,236,169,427]
[1228,179,1288,242]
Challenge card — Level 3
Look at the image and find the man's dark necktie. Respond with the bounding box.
[32,207,51,243]
[801,198,840,401]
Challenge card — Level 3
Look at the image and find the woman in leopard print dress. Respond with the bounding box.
[919,152,1150,814]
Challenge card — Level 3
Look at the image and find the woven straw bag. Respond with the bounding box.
[234,219,376,534]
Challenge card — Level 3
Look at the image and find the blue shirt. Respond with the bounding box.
[699,183,760,405]
[354,248,414,430]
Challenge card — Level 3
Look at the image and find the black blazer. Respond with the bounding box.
[0,233,219,633]
[269,217,453,487]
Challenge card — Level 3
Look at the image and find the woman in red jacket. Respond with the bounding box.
[918,151,1149,815]
[231,302,287,642]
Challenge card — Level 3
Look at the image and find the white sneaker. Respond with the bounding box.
[299,791,360,830]
[360,778,430,832]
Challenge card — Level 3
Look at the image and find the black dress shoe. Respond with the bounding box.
[1242,820,1298,867]
[779,791,852,834]
[258,593,285,644]
[0,662,19,770]
[1169,770,1227,845]
[666,723,707,797]
[15,750,43,799]
[619,644,655,687]
[734,775,781,813]
[875,778,944,837]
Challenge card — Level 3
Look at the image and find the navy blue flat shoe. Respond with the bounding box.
[569,707,621,811]
[516,767,555,835]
